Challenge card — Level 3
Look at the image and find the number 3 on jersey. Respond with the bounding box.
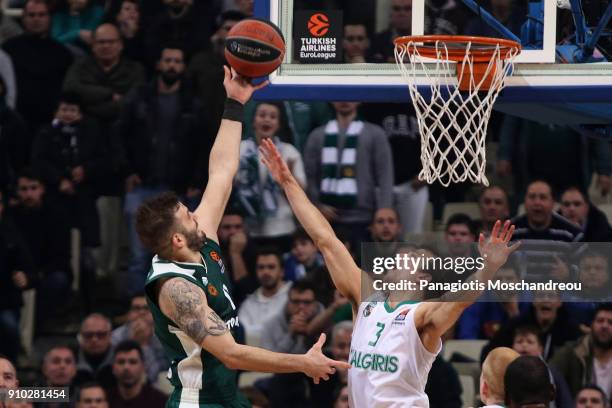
[368,322,385,347]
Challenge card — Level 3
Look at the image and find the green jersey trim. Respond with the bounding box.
[383,299,419,313]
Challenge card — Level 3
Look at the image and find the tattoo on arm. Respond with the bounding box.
[162,278,229,344]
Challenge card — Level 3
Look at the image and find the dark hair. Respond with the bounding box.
[577,384,609,405]
[114,340,144,361]
[526,179,554,198]
[17,167,45,184]
[44,345,76,361]
[214,10,246,32]
[135,191,181,256]
[513,324,542,345]
[253,102,291,143]
[157,43,187,63]
[290,279,316,295]
[58,92,82,108]
[0,353,15,366]
[75,382,107,402]
[445,213,476,236]
[255,247,283,267]
[595,302,612,316]
[504,356,554,406]
[560,185,589,202]
[478,185,509,202]
[292,228,313,245]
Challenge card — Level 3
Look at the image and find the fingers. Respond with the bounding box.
[508,240,522,253]
[330,359,352,370]
[223,65,231,82]
[313,377,320,385]
[479,232,485,247]
[503,224,515,242]
[499,220,510,240]
[490,220,501,238]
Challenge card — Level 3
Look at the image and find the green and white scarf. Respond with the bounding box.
[236,137,280,218]
[320,120,362,209]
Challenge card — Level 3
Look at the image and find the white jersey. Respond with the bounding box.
[348,300,441,408]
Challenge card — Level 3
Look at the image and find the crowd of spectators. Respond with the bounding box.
[0,0,610,407]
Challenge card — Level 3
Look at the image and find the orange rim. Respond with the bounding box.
[394,35,521,62]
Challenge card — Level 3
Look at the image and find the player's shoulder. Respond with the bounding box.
[145,255,201,286]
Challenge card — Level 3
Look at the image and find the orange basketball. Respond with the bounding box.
[225,18,285,78]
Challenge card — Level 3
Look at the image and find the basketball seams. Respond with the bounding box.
[226,36,284,56]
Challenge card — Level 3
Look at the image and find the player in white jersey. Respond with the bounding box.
[259,138,520,407]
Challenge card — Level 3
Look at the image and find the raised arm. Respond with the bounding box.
[194,67,268,242]
[259,139,361,306]
[158,277,349,383]
[415,220,520,352]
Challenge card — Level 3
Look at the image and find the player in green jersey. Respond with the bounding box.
[136,68,350,408]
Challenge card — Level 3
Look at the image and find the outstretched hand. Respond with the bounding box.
[223,66,269,105]
[304,333,351,384]
[259,138,294,185]
[478,220,521,271]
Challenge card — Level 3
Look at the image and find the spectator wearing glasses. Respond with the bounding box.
[559,186,612,242]
[74,382,108,408]
[74,313,114,389]
[238,249,291,344]
[111,294,168,383]
[261,279,323,354]
[343,22,371,63]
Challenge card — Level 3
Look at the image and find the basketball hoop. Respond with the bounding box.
[394,35,521,187]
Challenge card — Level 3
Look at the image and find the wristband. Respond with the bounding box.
[222,98,244,122]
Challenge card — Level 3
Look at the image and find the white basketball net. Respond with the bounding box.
[395,39,519,187]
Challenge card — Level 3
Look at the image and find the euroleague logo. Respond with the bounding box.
[308,13,330,37]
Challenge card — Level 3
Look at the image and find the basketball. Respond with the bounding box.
[224,18,285,78]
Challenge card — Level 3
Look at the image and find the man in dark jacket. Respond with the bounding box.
[115,44,208,299]
[0,188,34,362]
[550,304,612,399]
[7,170,72,328]
[559,186,612,242]
[2,0,73,137]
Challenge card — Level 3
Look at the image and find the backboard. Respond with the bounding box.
[252,0,612,124]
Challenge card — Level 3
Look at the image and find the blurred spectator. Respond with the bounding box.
[550,304,612,399]
[111,294,168,383]
[370,0,412,62]
[497,117,611,200]
[0,1,23,44]
[575,385,609,408]
[40,346,77,387]
[217,210,258,305]
[559,187,612,242]
[3,0,73,136]
[238,248,291,344]
[235,102,306,250]
[370,207,402,242]
[51,0,104,53]
[74,313,114,389]
[504,355,556,407]
[8,170,72,326]
[425,0,471,35]
[310,321,353,408]
[106,0,148,69]
[479,347,519,407]
[0,355,18,389]
[144,0,217,63]
[74,383,109,408]
[343,22,370,63]
[243,101,332,154]
[304,102,393,250]
[457,263,528,340]
[188,10,245,133]
[306,291,351,352]
[333,384,349,408]
[284,228,324,282]
[115,45,206,299]
[232,0,253,16]
[424,356,463,408]
[445,214,478,268]
[361,102,426,233]
[512,180,584,242]
[261,279,323,354]
[511,324,574,408]
[477,185,510,236]
[240,386,270,408]
[466,0,525,37]
[0,72,28,198]
[32,93,107,308]
[482,290,581,362]
[63,23,145,123]
[106,340,166,408]
[0,189,33,362]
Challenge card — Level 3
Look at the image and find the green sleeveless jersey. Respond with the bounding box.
[144,240,249,407]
